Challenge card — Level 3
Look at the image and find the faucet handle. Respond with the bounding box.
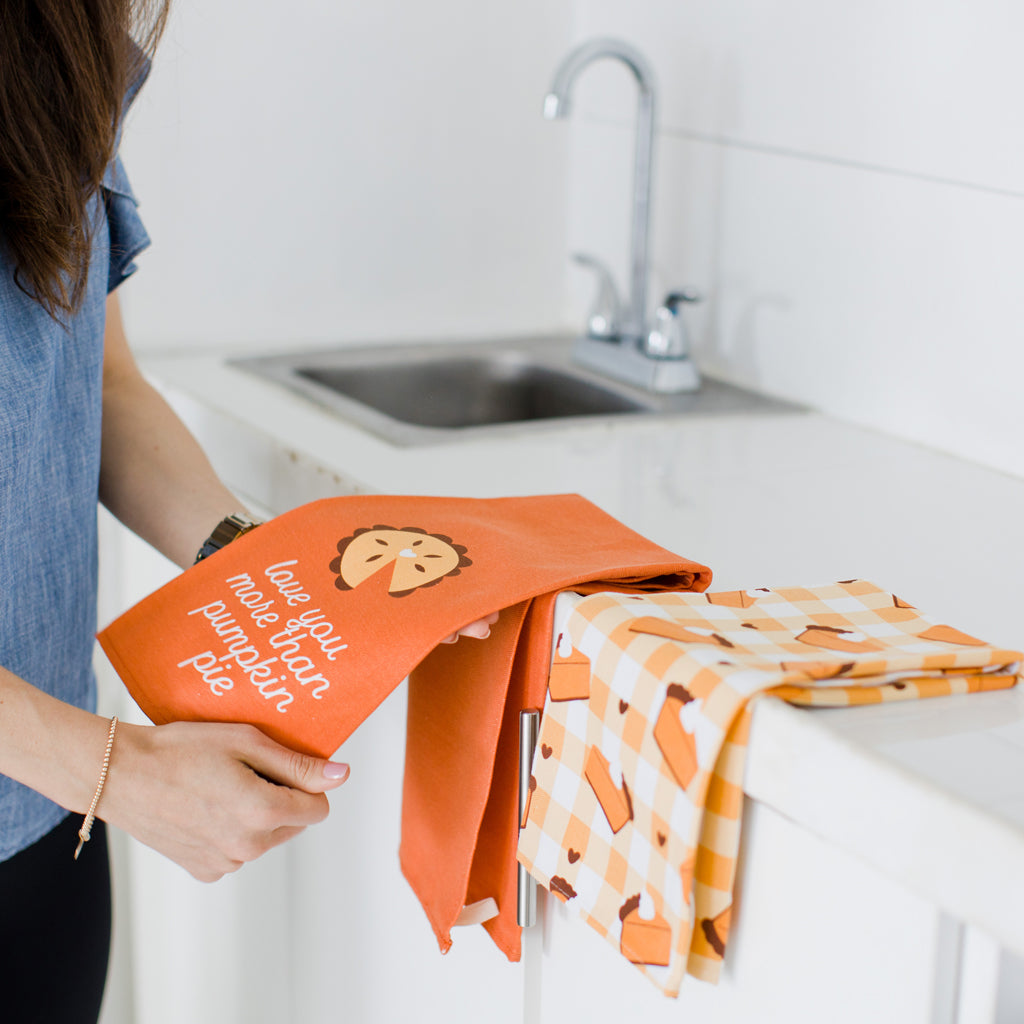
[571,252,622,341]
[644,289,701,361]
[664,289,700,311]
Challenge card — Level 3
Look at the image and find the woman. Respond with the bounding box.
[0,4,492,1020]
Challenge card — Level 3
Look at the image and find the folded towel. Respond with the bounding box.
[97,493,710,959]
[516,581,1021,995]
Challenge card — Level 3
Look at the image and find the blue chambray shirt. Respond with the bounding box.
[0,149,150,861]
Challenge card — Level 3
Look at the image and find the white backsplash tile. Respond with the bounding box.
[572,0,1024,194]
[563,1,1024,478]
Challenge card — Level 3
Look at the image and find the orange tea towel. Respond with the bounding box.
[516,580,1021,995]
[97,493,710,959]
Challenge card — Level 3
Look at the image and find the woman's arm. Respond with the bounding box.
[0,662,348,880]
[80,294,488,877]
[99,293,245,569]
[0,291,344,880]
[98,293,497,639]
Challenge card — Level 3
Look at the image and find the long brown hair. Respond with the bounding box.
[0,0,169,317]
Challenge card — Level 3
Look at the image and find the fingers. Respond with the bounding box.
[440,611,500,644]
[101,721,350,881]
[459,611,499,638]
[239,730,350,797]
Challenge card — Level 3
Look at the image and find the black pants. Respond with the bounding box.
[0,813,112,1024]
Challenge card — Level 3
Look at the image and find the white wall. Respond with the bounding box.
[121,0,1024,477]
[119,0,572,353]
[563,0,1024,478]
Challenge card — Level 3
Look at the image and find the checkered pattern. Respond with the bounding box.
[516,580,1021,996]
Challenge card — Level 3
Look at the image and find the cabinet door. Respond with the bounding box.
[98,515,525,1024]
[287,683,525,1024]
[524,799,943,1024]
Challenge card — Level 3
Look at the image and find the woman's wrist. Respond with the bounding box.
[0,667,120,817]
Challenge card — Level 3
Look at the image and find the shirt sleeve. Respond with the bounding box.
[101,155,151,294]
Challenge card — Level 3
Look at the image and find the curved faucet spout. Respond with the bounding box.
[544,38,656,344]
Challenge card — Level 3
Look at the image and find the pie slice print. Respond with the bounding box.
[628,616,737,649]
[653,683,699,789]
[917,624,987,646]
[331,525,471,596]
[795,624,883,654]
[696,906,732,960]
[705,589,759,608]
[548,634,591,701]
[619,893,672,967]
[584,746,633,834]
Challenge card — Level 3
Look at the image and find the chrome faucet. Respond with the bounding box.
[545,38,700,393]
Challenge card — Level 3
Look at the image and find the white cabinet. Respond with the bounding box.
[99,366,1024,1024]
[98,516,525,1024]
[524,799,944,1024]
[286,684,525,1024]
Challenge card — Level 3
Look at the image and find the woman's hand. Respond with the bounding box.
[100,721,349,882]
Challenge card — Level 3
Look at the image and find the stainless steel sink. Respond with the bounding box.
[231,335,802,446]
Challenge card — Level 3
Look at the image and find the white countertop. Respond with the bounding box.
[146,349,1024,959]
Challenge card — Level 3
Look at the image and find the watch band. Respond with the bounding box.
[194,513,263,563]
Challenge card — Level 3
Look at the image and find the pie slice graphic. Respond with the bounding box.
[584,746,633,834]
[628,616,737,649]
[653,683,699,790]
[548,635,591,701]
[795,624,883,654]
[694,906,732,960]
[779,660,855,681]
[619,894,672,967]
[705,589,759,608]
[917,624,987,646]
[331,526,470,596]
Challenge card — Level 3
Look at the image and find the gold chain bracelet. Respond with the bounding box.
[74,716,118,861]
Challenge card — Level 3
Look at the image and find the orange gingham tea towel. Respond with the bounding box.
[516,580,1021,995]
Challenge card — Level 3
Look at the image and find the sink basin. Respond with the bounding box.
[296,355,646,429]
[231,335,802,446]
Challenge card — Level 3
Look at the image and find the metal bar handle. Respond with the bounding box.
[517,709,541,927]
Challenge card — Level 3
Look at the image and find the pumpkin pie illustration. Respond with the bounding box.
[628,616,736,649]
[680,848,697,906]
[705,589,759,608]
[584,746,633,834]
[550,876,577,902]
[548,633,591,701]
[330,525,470,597]
[917,624,986,646]
[795,624,883,654]
[619,893,672,966]
[779,660,855,681]
[693,906,732,960]
[653,683,699,790]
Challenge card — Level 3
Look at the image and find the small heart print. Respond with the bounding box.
[541,744,553,758]
[567,849,580,864]
[618,700,629,714]
[657,832,667,847]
